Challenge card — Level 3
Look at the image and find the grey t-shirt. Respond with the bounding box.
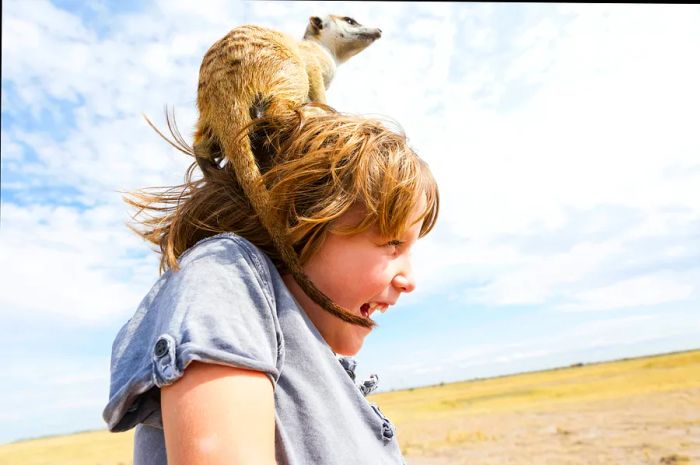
[102,233,405,465]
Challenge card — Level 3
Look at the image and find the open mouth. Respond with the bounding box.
[360,302,389,318]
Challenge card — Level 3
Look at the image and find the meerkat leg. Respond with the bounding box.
[307,70,328,103]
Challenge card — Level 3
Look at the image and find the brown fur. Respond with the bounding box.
[191,19,380,328]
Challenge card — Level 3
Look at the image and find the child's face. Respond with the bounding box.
[283,195,426,356]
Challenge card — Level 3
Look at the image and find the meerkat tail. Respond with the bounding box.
[289,259,375,328]
[245,141,375,328]
[214,109,375,328]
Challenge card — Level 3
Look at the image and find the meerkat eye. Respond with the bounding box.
[343,17,358,26]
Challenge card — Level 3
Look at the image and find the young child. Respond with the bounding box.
[102,104,439,465]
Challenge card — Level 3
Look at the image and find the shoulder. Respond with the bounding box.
[179,233,272,276]
[169,233,278,309]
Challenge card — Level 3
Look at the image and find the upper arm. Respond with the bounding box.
[161,361,276,465]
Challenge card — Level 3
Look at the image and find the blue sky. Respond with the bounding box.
[1,1,699,444]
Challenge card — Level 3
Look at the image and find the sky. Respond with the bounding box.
[1,0,699,444]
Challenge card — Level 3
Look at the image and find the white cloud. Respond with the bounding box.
[559,272,697,312]
[398,5,700,311]
[428,205,700,310]
[0,137,24,161]
[0,202,159,324]
[2,2,96,109]
[0,355,112,436]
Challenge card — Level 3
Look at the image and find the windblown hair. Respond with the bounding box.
[125,104,439,328]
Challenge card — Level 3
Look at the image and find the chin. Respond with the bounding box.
[333,339,365,356]
[335,347,361,356]
[330,321,372,356]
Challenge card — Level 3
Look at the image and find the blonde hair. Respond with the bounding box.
[125,104,439,326]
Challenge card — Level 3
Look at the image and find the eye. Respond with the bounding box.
[385,239,404,249]
[343,17,359,26]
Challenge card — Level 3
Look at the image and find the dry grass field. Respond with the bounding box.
[1,350,698,465]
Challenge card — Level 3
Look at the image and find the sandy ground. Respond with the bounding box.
[1,351,697,465]
[402,388,700,465]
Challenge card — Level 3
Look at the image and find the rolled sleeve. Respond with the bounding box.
[103,234,284,432]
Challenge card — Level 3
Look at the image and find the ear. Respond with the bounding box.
[309,16,323,31]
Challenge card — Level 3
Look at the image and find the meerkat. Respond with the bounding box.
[193,15,382,328]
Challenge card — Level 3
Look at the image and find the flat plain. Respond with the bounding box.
[1,350,698,465]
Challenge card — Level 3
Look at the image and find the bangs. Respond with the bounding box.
[370,147,439,240]
[261,106,439,263]
[327,120,440,240]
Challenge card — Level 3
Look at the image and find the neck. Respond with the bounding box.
[304,37,339,64]
[300,38,338,89]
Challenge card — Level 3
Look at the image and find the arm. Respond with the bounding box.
[161,361,277,465]
[307,65,328,104]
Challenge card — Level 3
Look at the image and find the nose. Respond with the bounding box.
[392,260,416,294]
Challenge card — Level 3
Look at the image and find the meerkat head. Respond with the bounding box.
[303,15,382,64]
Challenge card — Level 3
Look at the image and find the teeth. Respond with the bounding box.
[367,302,388,314]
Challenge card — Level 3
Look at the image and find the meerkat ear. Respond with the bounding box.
[309,16,323,31]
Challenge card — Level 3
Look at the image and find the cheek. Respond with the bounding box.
[303,244,362,292]
[313,252,385,300]
[342,248,386,279]
[345,255,391,295]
